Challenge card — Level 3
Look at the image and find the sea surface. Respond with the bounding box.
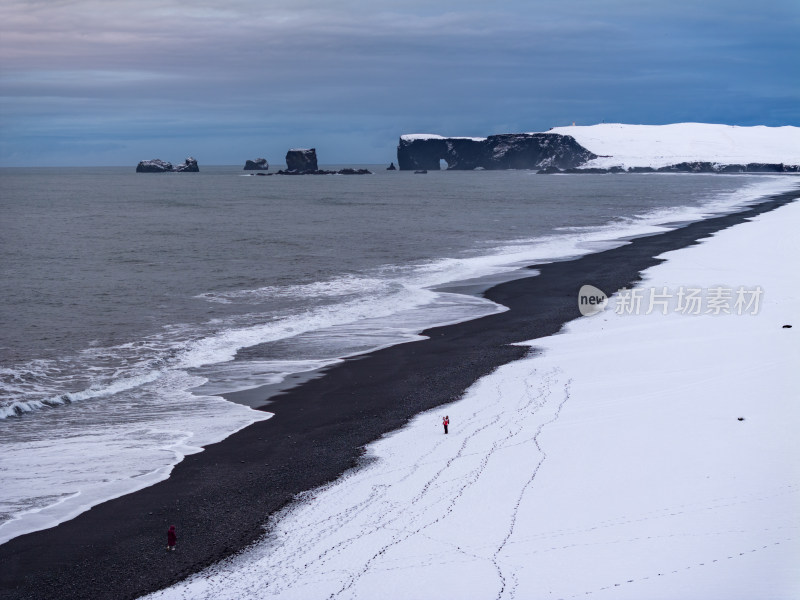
[1,165,796,544]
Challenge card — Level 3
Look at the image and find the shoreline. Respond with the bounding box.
[1,190,797,600]
[146,199,800,599]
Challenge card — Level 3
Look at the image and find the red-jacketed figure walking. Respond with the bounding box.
[167,525,177,551]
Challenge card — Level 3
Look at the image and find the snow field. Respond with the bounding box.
[145,198,800,600]
[545,123,800,169]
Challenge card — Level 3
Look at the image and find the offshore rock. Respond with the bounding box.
[244,158,269,171]
[136,157,199,173]
[174,157,199,172]
[136,159,173,173]
[278,148,370,175]
[387,162,397,170]
[397,133,596,171]
[275,168,372,175]
[285,148,318,172]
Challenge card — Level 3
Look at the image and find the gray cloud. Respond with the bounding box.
[1,0,798,165]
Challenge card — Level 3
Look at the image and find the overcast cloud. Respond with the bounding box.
[1,0,798,166]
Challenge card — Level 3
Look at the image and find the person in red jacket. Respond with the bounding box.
[167,525,177,551]
[442,415,449,434]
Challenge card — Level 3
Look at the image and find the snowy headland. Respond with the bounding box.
[397,123,800,172]
[145,200,800,598]
[546,123,800,170]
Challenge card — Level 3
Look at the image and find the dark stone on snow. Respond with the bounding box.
[562,167,612,174]
[397,133,596,171]
[657,161,718,173]
[716,164,747,173]
[244,158,269,171]
[744,162,787,172]
[657,162,799,174]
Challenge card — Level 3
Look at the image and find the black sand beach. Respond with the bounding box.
[1,190,797,600]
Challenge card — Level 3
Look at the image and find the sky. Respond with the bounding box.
[1,0,798,167]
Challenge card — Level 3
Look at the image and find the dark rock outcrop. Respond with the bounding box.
[174,157,199,172]
[136,157,199,173]
[742,162,799,172]
[564,166,626,174]
[657,161,718,173]
[136,159,173,173]
[336,168,372,175]
[656,162,799,174]
[274,168,372,176]
[285,148,318,173]
[277,148,370,175]
[397,133,596,171]
[387,162,397,170]
[536,166,563,175]
[244,158,269,171]
[538,162,800,175]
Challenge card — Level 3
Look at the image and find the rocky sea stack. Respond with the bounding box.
[285,148,318,173]
[244,158,269,171]
[273,148,371,175]
[136,157,199,173]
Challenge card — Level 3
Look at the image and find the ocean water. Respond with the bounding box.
[1,165,796,544]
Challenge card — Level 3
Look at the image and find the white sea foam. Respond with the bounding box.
[2,176,794,421]
[0,370,271,545]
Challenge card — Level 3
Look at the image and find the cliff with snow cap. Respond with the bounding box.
[397,133,595,171]
[398,124,800,173]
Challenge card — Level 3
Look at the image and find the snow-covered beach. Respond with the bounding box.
[144,200,799,598]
